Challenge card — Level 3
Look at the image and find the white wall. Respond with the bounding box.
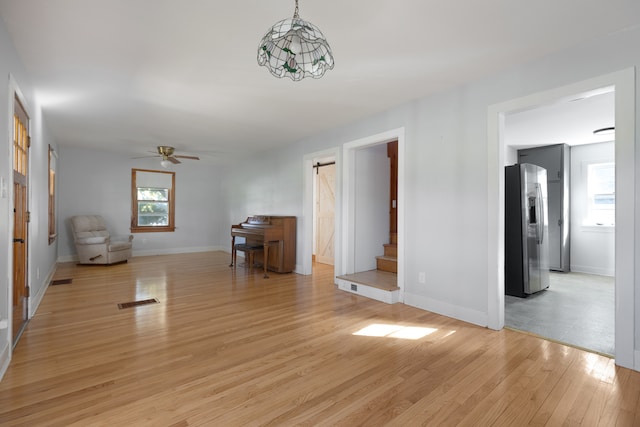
[226,142,320,273]
[57,146,228,260]
[570,141,615,276]
[353,144,389,272]
[27,99,59,315]
[226,26,640,338]
[0,18,58,378]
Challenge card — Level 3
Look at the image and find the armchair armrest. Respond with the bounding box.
[111,235,134,243]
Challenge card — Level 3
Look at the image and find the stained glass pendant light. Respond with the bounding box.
[257,0,334,81]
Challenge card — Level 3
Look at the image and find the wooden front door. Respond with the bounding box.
[12,97,29,344]
[387,141,398,242]
[316,163,335,265]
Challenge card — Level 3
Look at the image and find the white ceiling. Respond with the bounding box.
[0,1,638,163]
[505,89,616,149]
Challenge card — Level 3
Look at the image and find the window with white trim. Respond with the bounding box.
[586,162,615,226]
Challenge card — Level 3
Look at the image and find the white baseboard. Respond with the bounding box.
[335,277,400,304]
[404,292,489,327]
[58,246,227,263]
[29,263,57,317]
[294,264,304,275]
[56,254,76,263]
[0,340,9,382]
[570,265,615,277]
[132,245,224,257]
[633,350,640,372]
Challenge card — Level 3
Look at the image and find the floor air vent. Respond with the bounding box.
[51,278,73,286]
[117,298,159,309]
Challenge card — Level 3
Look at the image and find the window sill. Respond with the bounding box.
[131,226,175,233]
[580,224,615,233]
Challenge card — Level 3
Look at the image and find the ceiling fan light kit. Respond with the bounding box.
[257,0,334,81]
[133,145,200,167]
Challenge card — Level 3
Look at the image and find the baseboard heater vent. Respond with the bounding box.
[118,298,159,309]
[51,278,73,286]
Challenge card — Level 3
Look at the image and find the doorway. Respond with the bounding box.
[12,94,30,346]
[503,89,615,356]
[302,147,340,277]
[337,128,405,303]
[487,68,635,369]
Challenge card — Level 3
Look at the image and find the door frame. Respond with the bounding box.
[342,127,405,301]
[487,68,636,369]
[7,74,32,349]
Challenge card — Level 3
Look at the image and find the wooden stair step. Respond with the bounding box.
[383,243,397,257]
[376,255,397,273]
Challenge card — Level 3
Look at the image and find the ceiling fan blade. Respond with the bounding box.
[168,156,181,164]
[174,155,200,160]
[131,154,159,159]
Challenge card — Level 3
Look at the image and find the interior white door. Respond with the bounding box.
[316,164,335,265]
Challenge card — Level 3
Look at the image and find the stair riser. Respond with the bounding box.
[376,258,397,273]
[384,245,397,257]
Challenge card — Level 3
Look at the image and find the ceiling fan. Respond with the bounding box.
[136,146,200,168]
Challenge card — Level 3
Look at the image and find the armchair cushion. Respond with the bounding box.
[70,215,133,265]
[75,231,109,245]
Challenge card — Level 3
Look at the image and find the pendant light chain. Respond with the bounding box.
[293,0,299,18]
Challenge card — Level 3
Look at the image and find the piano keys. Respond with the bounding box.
[230,215,296,277]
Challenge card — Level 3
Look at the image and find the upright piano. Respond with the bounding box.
[230,215,296,277]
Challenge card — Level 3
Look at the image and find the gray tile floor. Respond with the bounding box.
[505,272,614,356]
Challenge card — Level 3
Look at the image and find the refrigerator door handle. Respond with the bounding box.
[537,184,544,244]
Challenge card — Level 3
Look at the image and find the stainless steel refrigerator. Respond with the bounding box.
[505,163,550,297]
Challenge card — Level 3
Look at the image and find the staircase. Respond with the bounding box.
[375,140,398,274]
[376,233,397,273]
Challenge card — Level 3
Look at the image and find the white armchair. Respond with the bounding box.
[70,215,133,265]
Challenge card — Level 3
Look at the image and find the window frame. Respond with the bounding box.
[131,168,176,233]
[586,161,615,226]
[48,144,57,244]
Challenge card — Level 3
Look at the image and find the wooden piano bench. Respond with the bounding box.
[231,243,264,273]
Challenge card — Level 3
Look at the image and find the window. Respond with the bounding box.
[131,169,175,232]
[587,162,615,226]
[48,145,57,244]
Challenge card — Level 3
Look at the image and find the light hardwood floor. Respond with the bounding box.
[1,251,639,426]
